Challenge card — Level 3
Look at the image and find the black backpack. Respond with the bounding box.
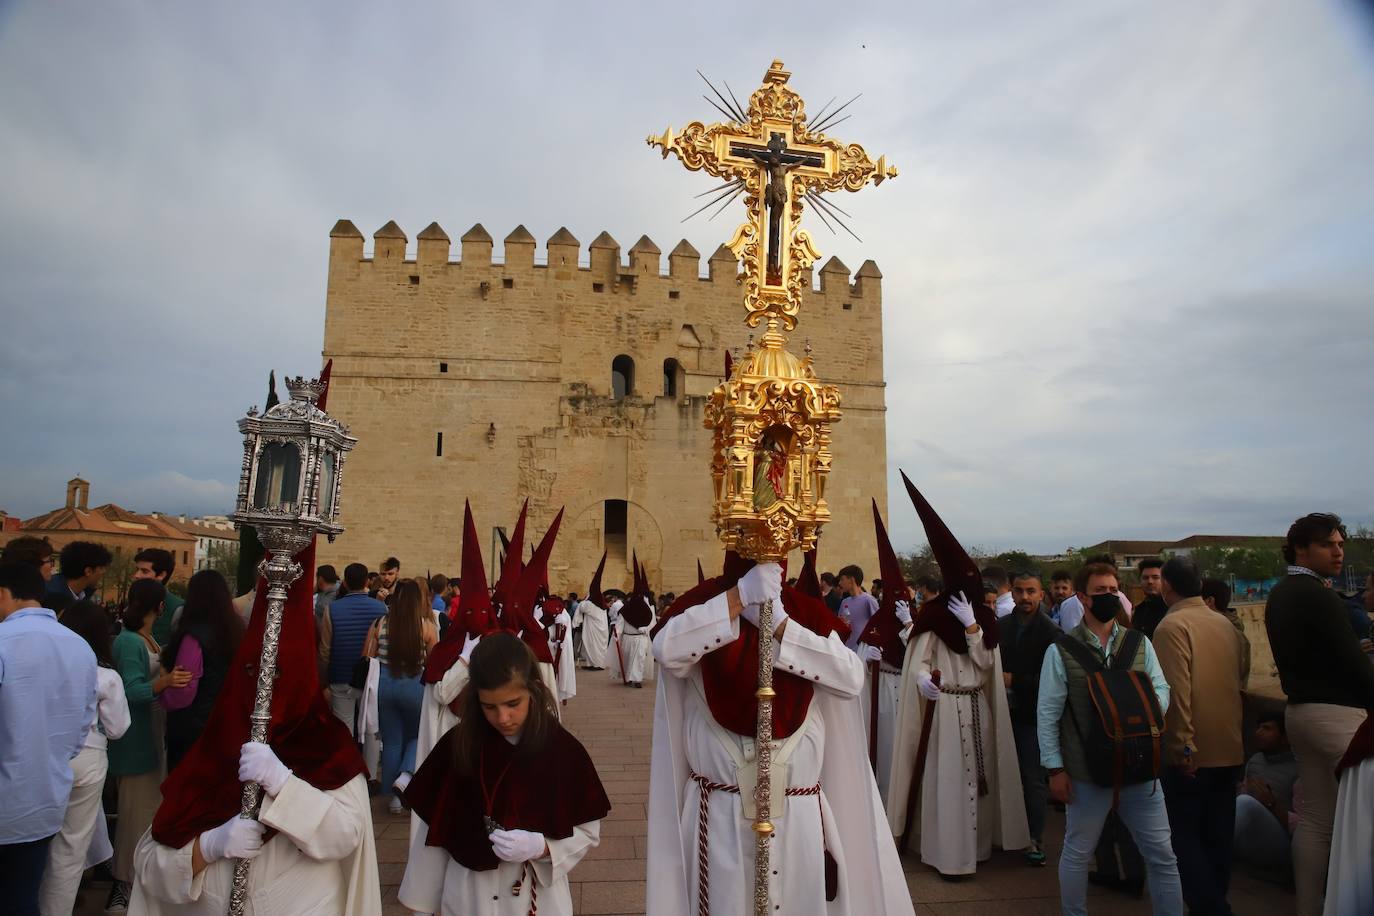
[1057,629,1164,805]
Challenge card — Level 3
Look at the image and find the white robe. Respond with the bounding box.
[858,664,904,806]
[399,819,600,916]
[548,610,577,701]
[573,599,609,668]
[1326,755,1374,916]
[128,773,380,916]
[609,614,656,684]
[648,593,916,916]
[885,627,1029,875]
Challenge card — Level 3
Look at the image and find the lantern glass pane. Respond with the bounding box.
[318,452,336,517]
[252,443,301,510]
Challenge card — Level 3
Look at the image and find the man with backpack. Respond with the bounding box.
[1036,561,1182,916]
[1153,557,1245,916]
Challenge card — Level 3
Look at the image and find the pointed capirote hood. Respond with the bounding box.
[620,550,654,627]
[871,499,908,614]
[492,500,528,613]
[315,358,333,410]
[696,558,705,586]
[513,508,564,620]
[900,471,998,652]
[796,549,821,599]
[587,551,608,608]
[423,500,496,684]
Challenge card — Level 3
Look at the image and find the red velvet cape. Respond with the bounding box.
[653,566,849,739]
[908,597,999,656]
[1337,713,1374,776]
[152,541,368,849]
[405,722,610,871]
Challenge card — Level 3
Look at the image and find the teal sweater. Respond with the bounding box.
[108,629,161,776]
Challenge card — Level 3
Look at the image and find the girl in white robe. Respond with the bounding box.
[401,632,609,916]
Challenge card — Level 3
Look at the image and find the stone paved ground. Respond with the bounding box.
[76,667,1296,915]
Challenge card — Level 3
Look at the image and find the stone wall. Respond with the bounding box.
[319,220,887,595]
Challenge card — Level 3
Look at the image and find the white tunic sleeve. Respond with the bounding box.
[258,773,365,862]
[530,820,602,889]
[434,657,471,706]
[131,829,202,905]
[652,593,738,676]
[966,627,996,671]
[773,621,864,698]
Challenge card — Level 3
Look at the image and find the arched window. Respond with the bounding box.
[663,358,682,398]
[612,355,635,401]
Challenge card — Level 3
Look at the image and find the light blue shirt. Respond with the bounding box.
[0,606,98,843]
[1036,621,1170,770]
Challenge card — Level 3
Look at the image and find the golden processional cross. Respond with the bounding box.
[648,60,896,916]
[648,59,897,333]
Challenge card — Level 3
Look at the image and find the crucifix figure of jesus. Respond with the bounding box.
[731,132,823,285]
[648,59,896,331]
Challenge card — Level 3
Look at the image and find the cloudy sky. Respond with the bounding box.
[2,0,1371,554]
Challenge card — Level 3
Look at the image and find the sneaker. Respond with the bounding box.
[392,771,412,795]
[387,796,404,815]
[104,880,130,913]
[1024,841,1047,866]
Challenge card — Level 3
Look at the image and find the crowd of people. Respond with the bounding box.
[1,503,1371,916]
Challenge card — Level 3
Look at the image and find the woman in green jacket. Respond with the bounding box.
[104,579,190,912]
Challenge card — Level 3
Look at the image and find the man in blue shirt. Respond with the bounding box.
[317,562,387,734]
[836,563,878,652]
[0,562,98,916]
[1037,561,1181,916]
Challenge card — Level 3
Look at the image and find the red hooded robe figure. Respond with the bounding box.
[885,471,1028,876]
[857,499,912,799]
[132,360,382,915]
[647,551,914,915]
[609,553,655,686]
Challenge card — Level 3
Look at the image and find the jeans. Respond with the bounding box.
[1163,765,1241,916]
[0,834,53,916]
[1094,809,1143,883]
[377,663,423,795]
[1060,779,1182,916]
[1011,720,1047,843]
[1232,793,1292,874]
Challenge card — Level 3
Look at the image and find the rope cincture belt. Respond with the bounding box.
[510,860,538,915]
[688,769,822,916]
[940,682,990,797]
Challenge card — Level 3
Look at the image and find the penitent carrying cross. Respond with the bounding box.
[648,59,897,334]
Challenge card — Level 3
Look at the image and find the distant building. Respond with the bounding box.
[1078,540,1174,569]
[149,513,238,572]
[0,478,197,600]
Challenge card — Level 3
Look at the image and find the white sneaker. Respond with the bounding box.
[387,796,404,815]
[392,771,412,795]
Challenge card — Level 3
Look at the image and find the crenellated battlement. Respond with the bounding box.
[326,219,882,297]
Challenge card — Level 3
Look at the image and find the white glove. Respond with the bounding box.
[461,634,480,661]
[740,593,789,632]
[995,591,1015,618]
[859,644,883,664]
[948,591,977,629]
[737,562,783,609]
[238,741,292,797]
[916,670,941,702]
[199,814,265,863]
[895,600,912,626]
[490,828,546,863]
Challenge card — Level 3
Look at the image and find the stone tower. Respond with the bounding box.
[318,220,886,595]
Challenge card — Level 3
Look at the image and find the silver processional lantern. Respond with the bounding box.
[226,372,355,916]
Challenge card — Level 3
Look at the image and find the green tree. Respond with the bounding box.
[206,540,242,591]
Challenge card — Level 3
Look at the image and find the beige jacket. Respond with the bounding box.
[1153,596,1245,767]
